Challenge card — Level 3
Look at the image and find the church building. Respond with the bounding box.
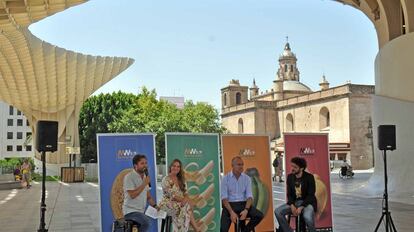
[221,42,374,169]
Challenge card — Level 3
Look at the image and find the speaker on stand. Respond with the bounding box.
[378,125,396,151]
[36,121,58,232]
[374,125,397,232]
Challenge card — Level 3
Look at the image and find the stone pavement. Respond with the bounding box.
[0,181,101,232]
[0,172,413,231]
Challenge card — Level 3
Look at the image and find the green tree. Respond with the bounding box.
[0,158,20,170]
[78,91,138,163]
[0,158,34,173]
[109,88,184,164]
[109,88,225,164]
[181,101,225,133]
[79,87,226,164]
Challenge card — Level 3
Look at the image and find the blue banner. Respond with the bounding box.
[97,133,158,232]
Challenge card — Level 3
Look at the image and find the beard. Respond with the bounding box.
[135,167,145,174]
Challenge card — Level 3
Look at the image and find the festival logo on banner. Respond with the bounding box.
[165,133,221,231]
[222,135,275,232]
[284,133,333,231]
[97,133,158,232]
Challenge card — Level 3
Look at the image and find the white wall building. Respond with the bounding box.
[160,96,185,109]
[0,101,33,159]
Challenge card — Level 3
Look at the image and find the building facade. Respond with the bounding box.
[160,96,185,109]
[0,101,33,159]
[221,43,375,169]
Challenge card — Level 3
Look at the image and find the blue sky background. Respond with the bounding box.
[29,0,378,109]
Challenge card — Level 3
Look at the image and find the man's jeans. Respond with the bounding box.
[124,211,150,232]
[274,200,316,232]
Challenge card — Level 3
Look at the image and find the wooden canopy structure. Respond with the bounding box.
[0,0,133,164]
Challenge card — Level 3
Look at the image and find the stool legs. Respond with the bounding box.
[161,218,166,231]
[234,218,239,232]
[234,218,255,232]
[287,214,305,232]
[161,216,172,232]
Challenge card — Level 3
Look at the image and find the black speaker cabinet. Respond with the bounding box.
[378,125,396,151]
[36,121,58,152]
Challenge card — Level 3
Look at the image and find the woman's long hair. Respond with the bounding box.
[168,159,186,193]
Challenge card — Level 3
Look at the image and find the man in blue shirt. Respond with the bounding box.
[220,156,264,232]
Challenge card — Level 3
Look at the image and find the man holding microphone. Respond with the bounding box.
[123,154,157,232]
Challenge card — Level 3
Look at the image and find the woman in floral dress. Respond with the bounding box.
[159,159,201,232]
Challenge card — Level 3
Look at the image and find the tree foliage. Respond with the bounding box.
[109,88,225,164]
[78,91,138,163]
[0,158,34,172]
[79,87,225,164]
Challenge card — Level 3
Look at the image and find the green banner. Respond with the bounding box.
[165,133,220,232]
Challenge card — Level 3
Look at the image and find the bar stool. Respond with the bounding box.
[160,216,172,232]
[234,217,255,232]
[287,214,306,232]
[124,219,139,232]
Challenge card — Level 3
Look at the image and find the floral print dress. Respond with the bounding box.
[159,176,191,232]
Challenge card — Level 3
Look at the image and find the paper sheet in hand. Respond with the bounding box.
[145,206,167,219]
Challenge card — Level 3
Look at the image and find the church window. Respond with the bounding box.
[236,92,242,104]
[238,118,244,133]
[223,93,227,106]
[290,65,293,72]
[319,107,330,130]
[284,64,288,72]
[286,113,294,132]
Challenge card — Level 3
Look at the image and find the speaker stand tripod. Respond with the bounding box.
[374,149,397,232]
[38,151,48,232]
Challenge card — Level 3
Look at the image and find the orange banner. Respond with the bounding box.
[222,135,274,232]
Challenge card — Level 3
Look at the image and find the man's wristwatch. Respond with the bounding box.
[244,207,249,211]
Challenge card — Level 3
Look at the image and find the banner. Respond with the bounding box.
[97,133,158,232]
[165,133,221,231]
[222,135,274,232]
[284,133,333,231]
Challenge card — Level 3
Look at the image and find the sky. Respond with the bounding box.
[29,0,378,109]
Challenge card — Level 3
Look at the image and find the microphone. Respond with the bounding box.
[144,168,151,187]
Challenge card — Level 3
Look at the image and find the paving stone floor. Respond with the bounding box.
[0,172,412,231]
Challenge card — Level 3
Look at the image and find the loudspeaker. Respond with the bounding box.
[36,121,58,152]
[378,125,396,151]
